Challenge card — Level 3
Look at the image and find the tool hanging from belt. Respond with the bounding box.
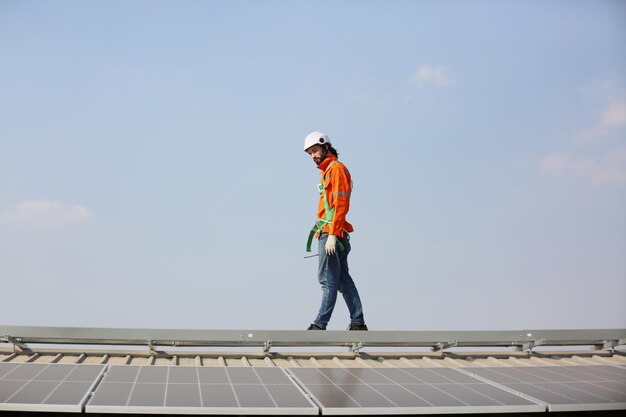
[306,161,345,253]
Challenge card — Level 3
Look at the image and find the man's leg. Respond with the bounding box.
[337,235,365,326]
[313,233,341,329]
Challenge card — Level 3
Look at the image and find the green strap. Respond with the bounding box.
[306,226,345,253]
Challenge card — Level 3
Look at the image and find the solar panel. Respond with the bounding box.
[0,362,106,412]
[462,365,626,412]
[86,365,318,414]
[288,367,544,415]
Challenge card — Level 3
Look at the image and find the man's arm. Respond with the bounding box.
[328,164,351,237]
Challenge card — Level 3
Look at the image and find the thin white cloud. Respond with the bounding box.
[601,96,626,127]
[540,146,626,185]
[410,65,455,90]
[538,79,626,186]
[0,200,94,228]
[576,83,626,143]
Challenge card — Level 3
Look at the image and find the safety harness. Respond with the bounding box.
[306,161,346,253]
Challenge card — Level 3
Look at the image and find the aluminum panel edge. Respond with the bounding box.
[85,405,318,415]
[453,367,548,409]
[0,402,82,413]
[317,405,545,415]
[79,364,107,412]
[548,402,626,412]
[277,367,320,413]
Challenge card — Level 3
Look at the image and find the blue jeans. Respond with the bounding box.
[314,233,365,329]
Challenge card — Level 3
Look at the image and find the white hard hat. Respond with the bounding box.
[303,131,331,152]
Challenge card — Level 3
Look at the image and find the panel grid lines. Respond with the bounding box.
[288,366,546,415]
[524,366,614,382]
[392,367,472,406]
[370,378,436,407]
[311,368,364,407]
[502,367,555,383]
[518,382,577,403]
[251,367,278,408]
[462,365,626,412]
[471,367,579,402]
[3,364,47,404]
[444,373,511,406]
[0,363,106,413]
[558,367,626,400]
[405,368,494,407]
[124,365,141,406]
[372,370,435,407]
[5,363,624,414]
[353,366,512,407]
[3,363,47,381]
[194,365,203,408]
[477,366,622,402]
[223,365,241,407]
[453,366,547,407]
[4,363,51,403]
[543,366,602,380]
[86,366,318,414]
[386,368,469,407]
[564,383,615,402]
[41,364,78,405]
[162,366,169,407]
[342,368,401,407]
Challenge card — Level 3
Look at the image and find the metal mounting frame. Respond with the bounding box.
[1,326,625,353]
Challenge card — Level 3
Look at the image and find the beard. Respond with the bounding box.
[313,151,327,166]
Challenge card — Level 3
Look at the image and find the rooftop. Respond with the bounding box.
[1,326,625,416]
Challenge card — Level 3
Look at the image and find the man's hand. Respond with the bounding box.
[325,234,337,255]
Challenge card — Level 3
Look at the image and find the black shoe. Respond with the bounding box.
[307,323,325,330]
[348,323,368,331]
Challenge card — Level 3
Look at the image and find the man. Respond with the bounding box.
[303,131,367,331]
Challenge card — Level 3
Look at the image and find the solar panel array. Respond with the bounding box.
[288,366,544,415]
[463,365,626,412]
[0,363,105,412]
[1,362,625,414]
[86,365,317,414]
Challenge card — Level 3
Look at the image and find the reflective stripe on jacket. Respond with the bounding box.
[316,155,354,237]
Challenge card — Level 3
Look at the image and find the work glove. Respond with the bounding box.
[325,234,337,256]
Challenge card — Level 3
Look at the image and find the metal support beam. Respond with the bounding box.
[0,325,624,351]
[1,353,18,362]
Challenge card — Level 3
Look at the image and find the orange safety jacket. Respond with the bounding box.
[315,155,354,237]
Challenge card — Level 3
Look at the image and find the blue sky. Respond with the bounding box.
[1,0,624,331]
